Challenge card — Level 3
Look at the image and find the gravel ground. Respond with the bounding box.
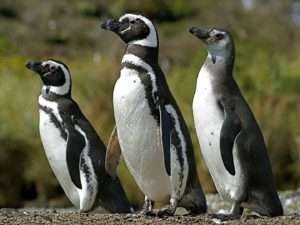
[1,191,300,225]
[1,211,300,225]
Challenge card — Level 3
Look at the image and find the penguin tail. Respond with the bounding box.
[96,176,132,213]
[246,190,283,217]
[179,184,207,215]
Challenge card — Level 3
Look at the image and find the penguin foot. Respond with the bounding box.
[156,198,177,217]
[139,209,156,216]
[230,202,244,216]
[155,206,176,217]
[139,197,155,216]
[209,202,243,221]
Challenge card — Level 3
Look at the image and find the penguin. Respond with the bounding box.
[25,59,132,213]
[101,14,207,216]
[189,27,283,217]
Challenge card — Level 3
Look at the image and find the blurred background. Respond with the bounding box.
[0,0,299,209]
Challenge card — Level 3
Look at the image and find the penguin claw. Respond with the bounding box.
[139,206,156,216]
[139,209,156,216]
[156,205,176,217]
[139,198,155,216]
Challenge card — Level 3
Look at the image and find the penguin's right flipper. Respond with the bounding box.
[105,126,122,178]
[159,104,173,176]
[219,99,242,175]
[61,113,86,189]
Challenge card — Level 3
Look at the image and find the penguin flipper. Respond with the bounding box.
[159,104,173,176]
[62,113,85,189]
[219,99,242,175]
[105,126,122,178]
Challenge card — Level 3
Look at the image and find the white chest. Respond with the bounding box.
[38,96,80,207]
[113,68,171,202]
[193,67,244,201]
[193,66,223,138]
[39,110,67,166]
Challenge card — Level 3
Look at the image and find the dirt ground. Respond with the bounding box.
[1,191,300,225]
[0,210,300,225]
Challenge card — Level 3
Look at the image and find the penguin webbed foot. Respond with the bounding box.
[139,198,155,216]
[155,199,177,217]
[155,206,176,217]
[208,203,243,221]
[230,202,244,216]
[139,208,156,217]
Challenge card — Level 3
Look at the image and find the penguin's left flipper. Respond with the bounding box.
[105,126,122,178]
[61,112,85,189]
[159,104,174,176]
[219,99,242,175]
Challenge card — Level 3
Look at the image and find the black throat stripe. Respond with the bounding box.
[121,62,148,74]
[121,62,159,123]
[39,104,67,140]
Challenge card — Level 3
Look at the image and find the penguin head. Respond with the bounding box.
[189,27,234,59]
[101,14,158,48]
[26,59,71,96]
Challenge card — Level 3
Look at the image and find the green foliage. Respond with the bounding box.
[46,34,69,46]
[0,37,16,54]
[109,0,193,21]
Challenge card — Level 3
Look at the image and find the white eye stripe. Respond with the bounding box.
[42,60,71,95]
[119,14,136,22]
[43,60,69,75]
[119,13,158,47]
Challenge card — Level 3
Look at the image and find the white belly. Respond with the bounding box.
[113,69,171,202]
[39,110,80,207]
[193,67,244,201]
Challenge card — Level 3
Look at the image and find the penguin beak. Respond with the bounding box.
[101,19,121,32]
[26,61,46,75]
[189,27,210,40]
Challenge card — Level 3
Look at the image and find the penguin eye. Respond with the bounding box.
[130,20,136,24]
[215,33,224,40]
[49,65,56,72]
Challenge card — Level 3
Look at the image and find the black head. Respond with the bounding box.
[101,14,158,47]
[26,59,71,96]
[189,27,234,58]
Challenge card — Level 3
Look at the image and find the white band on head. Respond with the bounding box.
[119,14,158,48]
[42,60,71,95]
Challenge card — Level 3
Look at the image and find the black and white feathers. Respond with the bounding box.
[190,27,283,217]
[102,14,207,216]
[26,60,132,213]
